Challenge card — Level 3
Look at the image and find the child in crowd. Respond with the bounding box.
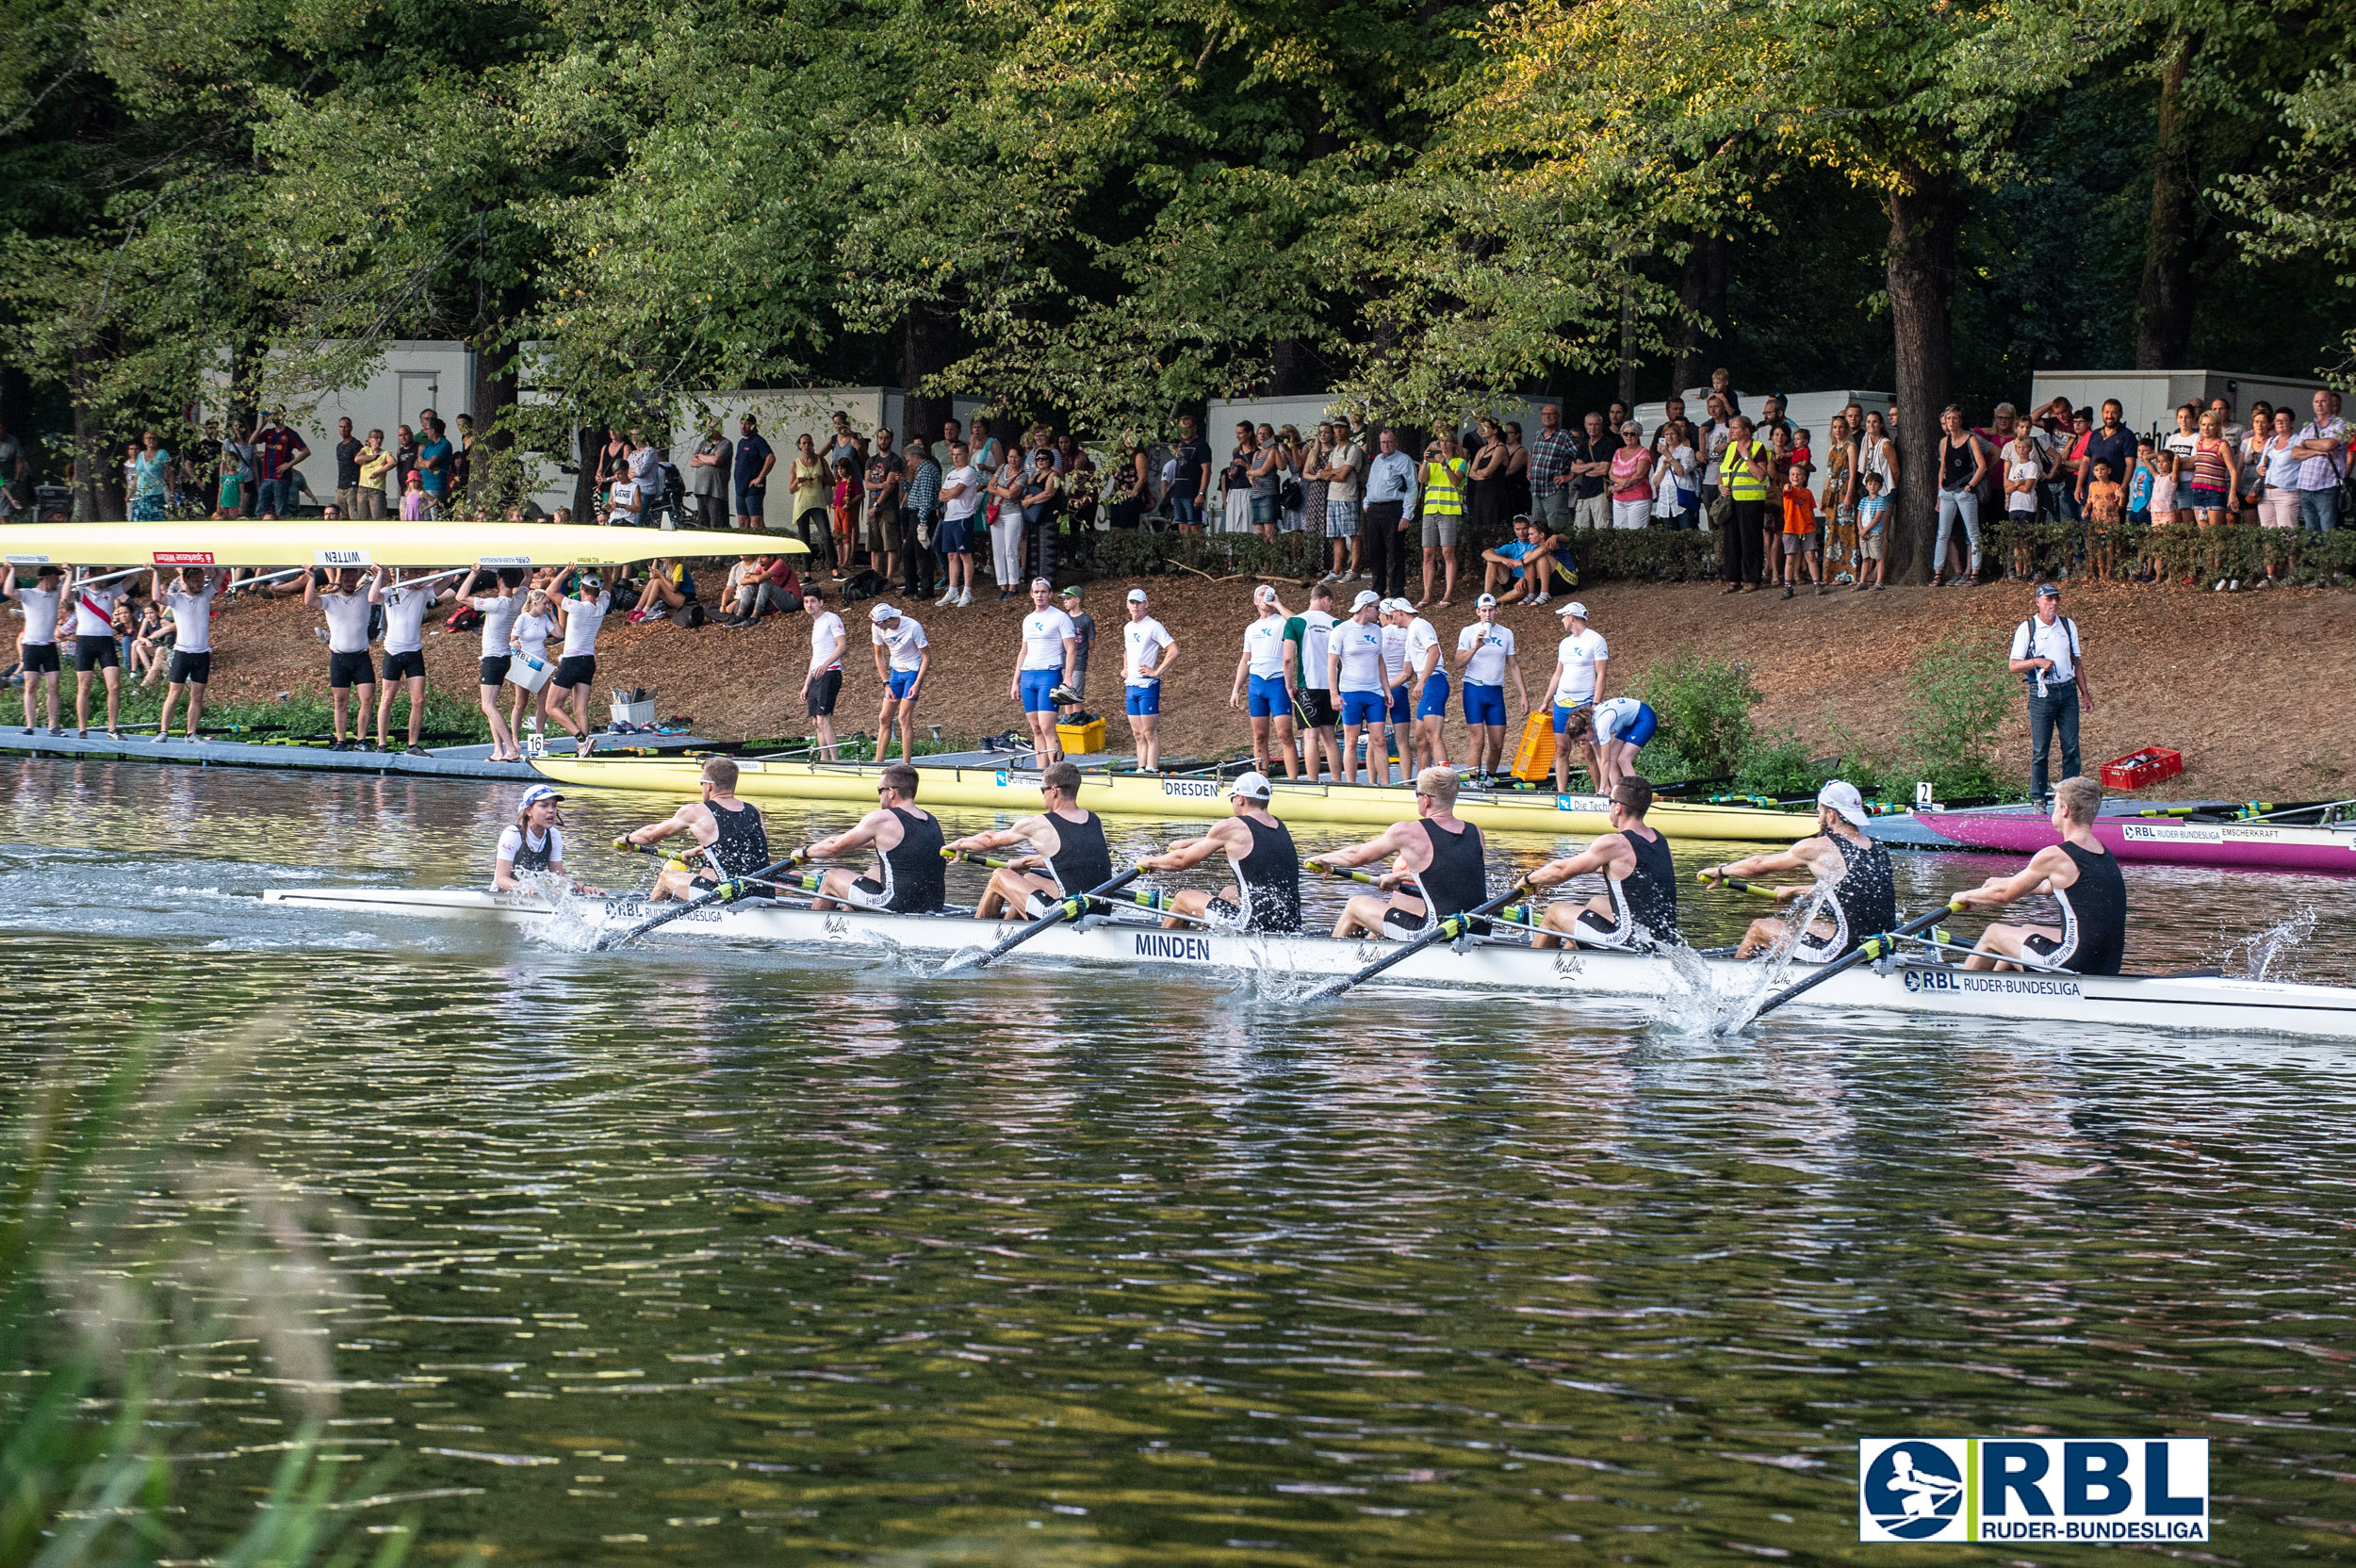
[2126,439,2155,530]
[1789,428,1813,477]
[830,458,859,570]
[1780,462,1822,597]
[400,469,431,521]
[2004,431,2042,581]
[2085,459,2125,581]
[1854,469,1890,591]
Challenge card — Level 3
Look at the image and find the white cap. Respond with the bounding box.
[1230,769,1273,801]
[1126,588,1148,604]
[1350,589,1381,612]
[869,602,900,623]
[1557,599,1589,619]
[1817,779,1870,827]
[1253,584,1278,604]
[1475,593,1497,608]
[1382,597,1409,615]
[1030,577,1052,590]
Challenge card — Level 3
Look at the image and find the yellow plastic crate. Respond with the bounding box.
[1510,710,1556,781]
[1056,717,1106,756]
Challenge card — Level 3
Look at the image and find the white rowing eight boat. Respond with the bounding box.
[259,887,2356,1040]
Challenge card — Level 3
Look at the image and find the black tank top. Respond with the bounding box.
[1824,832,1897,953]
[1616,825,1679,940]
[1233,814,1301,933]
[707,799,770,877]
[1940,436,1975,491]
[881,806,946,913]
[1045,809,1112,895]
[509,825,555,873]
[2054,840,2126,975]
[1415,817,1487,917]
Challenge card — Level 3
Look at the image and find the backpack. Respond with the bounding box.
[838,567,887,603]
[445,605,482,633]
[682,601,707,629]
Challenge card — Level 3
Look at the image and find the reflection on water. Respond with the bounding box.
[5,759,2356,1565]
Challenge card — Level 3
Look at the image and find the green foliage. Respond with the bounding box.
[1634,645,1758,780]
[1733,726,1831,796]
[1,1033,418,1568]
[1891,632,2020,798]
[1980,516,2356,585]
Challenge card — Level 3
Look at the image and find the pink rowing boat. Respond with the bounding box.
[1912,803,2356,874]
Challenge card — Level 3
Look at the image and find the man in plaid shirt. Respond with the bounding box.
[901,445,942,600]
[1527,402,1575,534]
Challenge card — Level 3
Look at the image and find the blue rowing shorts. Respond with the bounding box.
[1387,684,1411,726]
[1340,689,1386,727]
[1247,672,1289,718]
[887,668,922,700]
[1124,680,1161,716]
[1415,673,1450,719]
[1463,681,1506,727]
[1020,668,1061,713]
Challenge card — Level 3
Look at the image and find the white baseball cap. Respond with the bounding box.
[1557,599,1589,619]
[1126,588,1148,603]
[1475,593,1497,608]
[1351,589,1381,612]
[1253,584,1278,604]
[869,602,900,623]
[1230,770,1273,801]
[1030,577,1052,591]
[1817,779,1870,827]
[1381,597,1408,615]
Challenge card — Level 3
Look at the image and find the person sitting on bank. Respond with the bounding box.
[628,558,699,624]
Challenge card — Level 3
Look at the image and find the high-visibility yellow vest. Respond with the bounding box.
[1424,456,1467,515]
[1721,441,1770,501]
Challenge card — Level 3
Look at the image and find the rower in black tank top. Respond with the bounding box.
[1573,825,1678,948]
[1045,809,1112,896]
[1212,815,1301,933]
[876,806,946,913]
[2027,840,2125,975]
[1796,833,1896,959]
[706,799,770,878]
[1415,818,1487,918]
[508,826,557,873]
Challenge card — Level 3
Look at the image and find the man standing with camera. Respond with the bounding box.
[2008,582,2096,805]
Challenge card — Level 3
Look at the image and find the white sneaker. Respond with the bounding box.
[936,590,956,606]
[957,589,973,607]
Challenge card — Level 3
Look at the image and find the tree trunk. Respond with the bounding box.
[2135,35,2198,370]
[68,331,121,521]
[1269,337,1324,399]
[1671,231,1727,397]
[573,425,603,524]
[897,306,957,449]
[1616,272,1639,409]
[1885,165,1957,584]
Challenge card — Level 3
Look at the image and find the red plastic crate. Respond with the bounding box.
[2101,747,2183,791]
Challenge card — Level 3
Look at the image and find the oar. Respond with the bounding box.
[944,866,1144,972]
[1696,868,1786,902]
[1303,883,1530,1003]
[593,850,808,951]
[954,848,1209,926]
[1745,898,1964,1022]
[224,566,308,596]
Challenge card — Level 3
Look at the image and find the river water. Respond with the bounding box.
[4,759,2353,1566]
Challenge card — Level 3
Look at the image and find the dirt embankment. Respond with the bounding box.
[192,575,2356,799]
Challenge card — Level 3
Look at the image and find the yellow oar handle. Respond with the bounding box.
[1697,867,1784,901]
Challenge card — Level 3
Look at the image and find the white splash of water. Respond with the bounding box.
[1702,879,1837,1036]
[2226,905,2317,982]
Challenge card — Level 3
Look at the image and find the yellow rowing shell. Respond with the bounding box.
[528,755,1813,841]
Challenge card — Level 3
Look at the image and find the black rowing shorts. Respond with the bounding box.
[74,634,118,673]
[328,649,376,689]
[807,667,843,718]
[167,650,212,686]
[479,655,511,687]
[551,654,597,691]
[21,643,58,675]
[381,648,427,682]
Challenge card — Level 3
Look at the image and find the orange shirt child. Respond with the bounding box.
[2086,478,2124,524]
[1782,484,1818,535]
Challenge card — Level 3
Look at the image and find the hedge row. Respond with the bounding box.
[1086,522,1723,583]
[1976,518,2356,583]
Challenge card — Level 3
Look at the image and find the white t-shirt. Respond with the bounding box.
[1458,621,1514,686]
[1379,622,1408,685]
[559,591,610,658]
[320,590,374,654]
[1593,695,1645,743]
[943,465,982,521]
[512,611,555,662]
[1021,606,1075,671]
[71,584,123,640]
[380,583,439,655]
[810,610,845,673]
[630,445,660,501]
[497,824,564,866]
[2009,614,2081,684]
[1554,627,1608,706]
[1403,616,1440,681]
[1332,617,1385,694]
[14,584,60,645]
[1326,444,1363,505]
[2005,455,2042,509]
[1123,616,1172,685]
[874,616,928,672]
[1243,612,1287,678]
[164,583,216,655]
[471,594,521,659]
